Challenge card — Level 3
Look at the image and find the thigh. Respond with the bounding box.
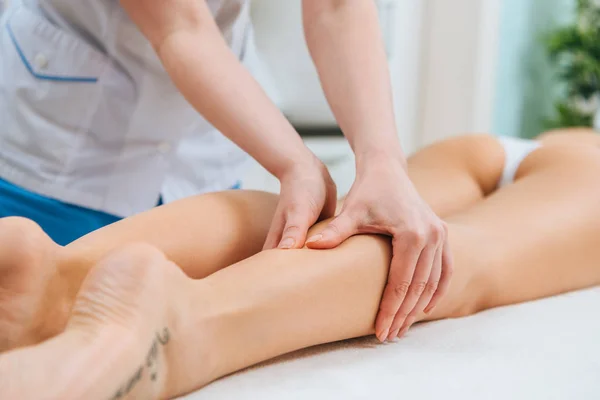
[427,144,600,320]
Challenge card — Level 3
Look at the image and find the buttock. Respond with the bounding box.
[512,141,600,184]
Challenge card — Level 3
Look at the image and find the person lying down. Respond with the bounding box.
[1,129,600,399]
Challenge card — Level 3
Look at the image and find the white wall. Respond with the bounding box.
[417,0,502,147]
[244,0,505,192]
[243,0,429,194]
[248,0,425,154]
[386,0,425,153]
[248,0,504,152]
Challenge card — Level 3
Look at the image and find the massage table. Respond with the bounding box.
[181,288,600,399]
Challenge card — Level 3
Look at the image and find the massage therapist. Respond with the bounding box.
[0,0,451,341]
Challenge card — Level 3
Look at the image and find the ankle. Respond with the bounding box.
[27,244,97,344]
[160,278,224,397]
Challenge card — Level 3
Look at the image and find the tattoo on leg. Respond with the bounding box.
[146,340,159,368]
[156,327,170,346]
[110,328,171,400]
[124,367,143,395]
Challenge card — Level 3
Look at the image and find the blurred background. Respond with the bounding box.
[1,0,595,195]
[242,0,595,194]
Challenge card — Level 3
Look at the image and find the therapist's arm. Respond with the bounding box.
[302,0,452,342]
[119,0,307,177]
[119,0,337,249]
[302,0,404,163]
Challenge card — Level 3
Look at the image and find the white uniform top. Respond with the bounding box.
[0,0,251,217]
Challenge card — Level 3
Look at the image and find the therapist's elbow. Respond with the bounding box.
[119,0,213,51]
[302,0,355,35]
[303,0,349,16]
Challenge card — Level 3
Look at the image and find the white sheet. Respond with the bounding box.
[181,288,600,400]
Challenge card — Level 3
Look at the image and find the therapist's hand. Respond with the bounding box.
[263,156,338,251]
[306,155,453,342]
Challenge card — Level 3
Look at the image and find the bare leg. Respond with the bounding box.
[0,132,592,351]
[76,138,600,398]
[437,144,600,311]
[63,129,592,275]
[67,135,504,277]
[2,133,596,352]
[2,137,600,398]
[0,135,504,351]
[67,190,280,279]
[61,134,505,299]
[0,191,277,350]
[158,143,600,397]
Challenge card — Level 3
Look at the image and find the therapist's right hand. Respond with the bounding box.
[263,156,338,251]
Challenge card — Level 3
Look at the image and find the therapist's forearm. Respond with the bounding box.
[121,0,312,178]
[303,1,405,165]
[158,30,312,177]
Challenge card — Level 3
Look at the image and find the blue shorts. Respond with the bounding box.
[0,178,244,246]
[0,177,121,246]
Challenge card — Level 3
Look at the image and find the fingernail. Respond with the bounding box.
[306,234,322,244]
[389,329,400,341]
[377,328,389,343]
[278,238,295,249]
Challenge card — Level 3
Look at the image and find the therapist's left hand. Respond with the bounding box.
[305,154,453,342]
[263,156,338,251]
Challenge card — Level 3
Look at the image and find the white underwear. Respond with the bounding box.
[497,136,541,188]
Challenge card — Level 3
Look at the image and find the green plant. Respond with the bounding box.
[545,0,600,128]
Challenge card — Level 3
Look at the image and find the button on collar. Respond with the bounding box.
[34,53,49,70]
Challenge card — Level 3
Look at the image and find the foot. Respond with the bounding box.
[0,218,66,351]
[0,243,186,399]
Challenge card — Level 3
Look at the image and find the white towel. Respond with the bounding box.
[182,288,600,400]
